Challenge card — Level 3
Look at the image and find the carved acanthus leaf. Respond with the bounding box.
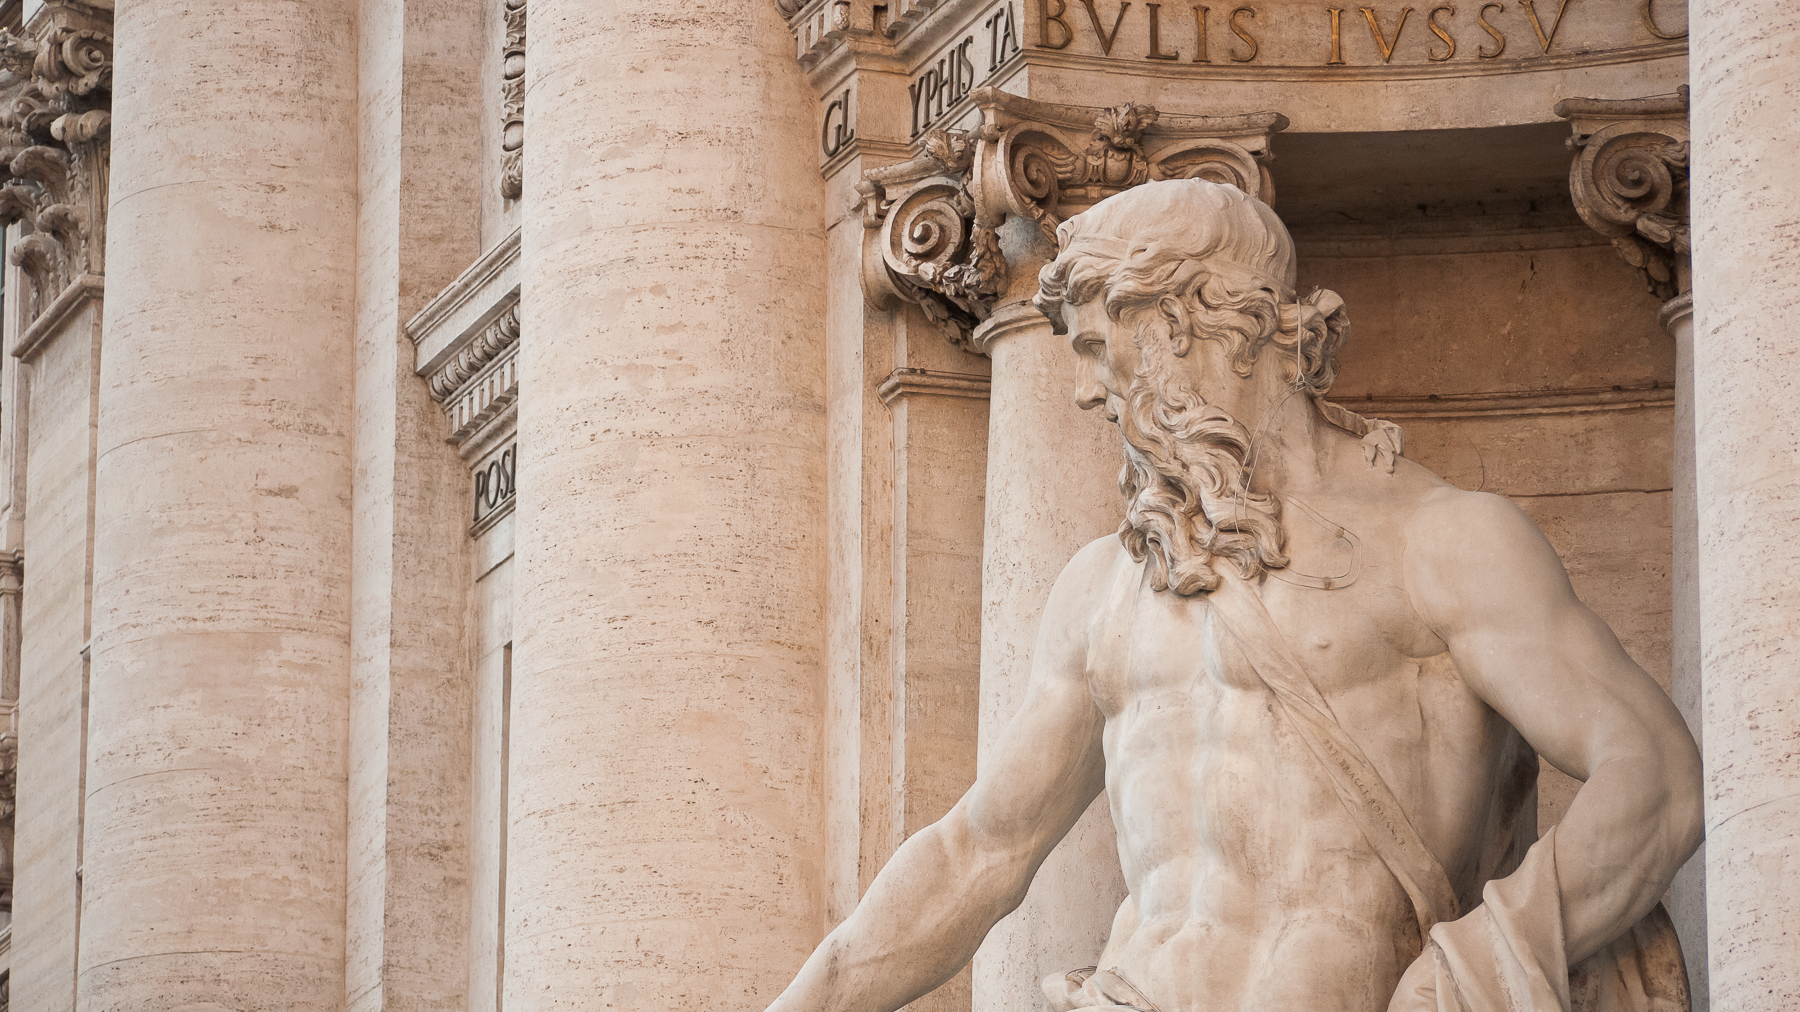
[1556,90,1689,301]
[0,10,111,321]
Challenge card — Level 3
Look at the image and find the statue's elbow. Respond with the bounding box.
[1663,733,1705,862]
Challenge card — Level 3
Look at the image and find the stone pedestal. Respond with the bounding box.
[1690,3,1800,1007]
[508,0,830,1008]
[81,0,361,1008]
[970,300,1127,1012]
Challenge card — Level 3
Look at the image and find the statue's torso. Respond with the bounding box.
[1078,486,1534,1012]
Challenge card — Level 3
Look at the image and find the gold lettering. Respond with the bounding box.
[1193,5,1211,61]
[1427,4,1455,59]
[1228,6,1258,62]
[1078,0,1132,55]
[1359,7,1413,64]
[1146,3,1180,58]
[1327,7,1346,65]
[1642,0,1686,39]
[1519,0,1571,52]
[1039,0,1074,48]
[1477,2,1505,57]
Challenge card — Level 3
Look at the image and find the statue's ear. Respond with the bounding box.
[1158,295,1191,356]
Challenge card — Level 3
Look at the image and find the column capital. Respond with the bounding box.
[1555,89,1689,302]
[858,87,1284,354]
[0,1,112,323]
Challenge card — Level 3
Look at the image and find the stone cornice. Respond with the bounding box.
[1556,88,1689,301]
[10,269,98,360]
[407,227,520,374]
[876,367,991,404]
[858,87,1283,353]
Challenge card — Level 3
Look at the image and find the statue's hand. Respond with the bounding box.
[1361,419,1404,474]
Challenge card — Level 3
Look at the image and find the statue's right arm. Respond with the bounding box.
[764,540,1114,1012]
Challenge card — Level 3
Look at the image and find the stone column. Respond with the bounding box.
[970,293,1126,1012]
[1555,93,1704,1006]
[508,0,829,1008]
[1689,3,1800,1007]
[80,0,360,1009]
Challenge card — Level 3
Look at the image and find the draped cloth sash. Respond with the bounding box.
[1207,573,1462,940]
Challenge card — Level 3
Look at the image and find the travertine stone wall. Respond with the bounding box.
[510,0,830,1009]
[1690,2,1800,1007]
[80,0,360,1007]
[347,0,484,1008]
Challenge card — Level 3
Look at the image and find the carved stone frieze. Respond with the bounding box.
[500,0,525,200]
[0,5,111,322]
[857,88,1284,352]
[1556,90,1689,301]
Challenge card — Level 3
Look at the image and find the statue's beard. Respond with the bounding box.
[1115,355,1289,596]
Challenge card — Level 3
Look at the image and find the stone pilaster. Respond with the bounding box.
[1688,2,1800,1008]
[1556,89,1704,1009]
[858,93,1283,1012]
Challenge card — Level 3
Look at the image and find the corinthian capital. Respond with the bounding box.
[0,1,112,322]
[858,88,1285,353]
[1555,89,1689,301]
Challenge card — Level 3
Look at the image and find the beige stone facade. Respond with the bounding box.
[0,0,1788,1009]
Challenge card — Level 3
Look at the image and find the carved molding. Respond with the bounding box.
[876,367,992,405]
[1556,89,1688,301]
[430,305,517,400]
[857,88,1284,353]
[0,5,111,323]
[500,0,525,199]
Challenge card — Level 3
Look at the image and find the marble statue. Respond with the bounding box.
[767,180,1703,1012]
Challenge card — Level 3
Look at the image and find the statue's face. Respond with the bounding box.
[1064,297,1134,421]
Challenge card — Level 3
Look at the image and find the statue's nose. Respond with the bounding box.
[1074,361,1108,410]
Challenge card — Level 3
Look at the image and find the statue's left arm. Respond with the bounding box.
[1402,489,1704,965]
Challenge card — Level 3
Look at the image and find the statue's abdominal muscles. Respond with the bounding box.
[1085,563,1438,1012]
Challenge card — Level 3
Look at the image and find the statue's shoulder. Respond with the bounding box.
[1397,484,1564,602]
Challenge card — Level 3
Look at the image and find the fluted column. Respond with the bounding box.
[509,0,829,1008]
[970,288,1127,1012]
[1690,2,1800,1008]
[81,0,360,1008]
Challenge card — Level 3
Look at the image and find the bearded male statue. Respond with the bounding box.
[768,179,1702,1012]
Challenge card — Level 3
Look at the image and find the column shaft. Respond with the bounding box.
[1690,2,1800,1007]
[510,0,830,1007]
[972,301,1128,1012]
[82,0,361,1007]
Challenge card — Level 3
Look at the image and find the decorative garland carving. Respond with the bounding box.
[500,0,525,200]
[858,88,1284,353]
[0,9,112,321]
[1556,90,1689,301]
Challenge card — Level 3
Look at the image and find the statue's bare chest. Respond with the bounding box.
[1083,555,1440,721]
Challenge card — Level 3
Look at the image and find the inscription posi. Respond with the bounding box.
[473,443,518,528]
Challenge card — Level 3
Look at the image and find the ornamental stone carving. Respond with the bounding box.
[856,88,1283,352]
[1556,90,1689,301]
[500,0,525,200]
[0,4,111,320]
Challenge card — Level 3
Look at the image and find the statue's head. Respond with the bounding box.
[1033,179,1353,595]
